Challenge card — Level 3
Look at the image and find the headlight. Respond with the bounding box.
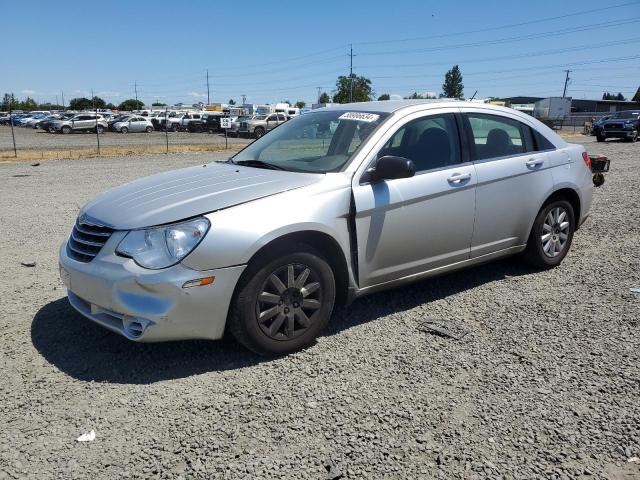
[116,217,210,269]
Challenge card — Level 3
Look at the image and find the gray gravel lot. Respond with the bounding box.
[0,125,250,152]
[1,138,639,479]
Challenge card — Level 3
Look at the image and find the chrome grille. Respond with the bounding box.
[67,220,114,262]
[605,123,623,130]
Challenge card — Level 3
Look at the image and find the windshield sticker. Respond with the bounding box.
[339,112,380,123]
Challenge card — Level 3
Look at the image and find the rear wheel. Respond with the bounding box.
[61,126,71,134]
[229,247,335,356]
[522,199,575,269]
[120,126,128,134]
[172,123,180,132]
[145,126,153,133]
[254,127,265,139]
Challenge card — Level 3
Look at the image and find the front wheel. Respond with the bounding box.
[172,123,180,132]
[120,126,128,134]
[253,127,265,139]
[61,126,71,134]
[522,199,575,269]
[96,125,104,134]
[228,248,336,356]
[145,126,153,133]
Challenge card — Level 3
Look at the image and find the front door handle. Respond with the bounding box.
[526,158,544,168]
[447,172,472,184]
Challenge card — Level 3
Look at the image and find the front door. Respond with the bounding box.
[352,112,477,288]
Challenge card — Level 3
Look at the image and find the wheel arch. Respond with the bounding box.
[237,230,350,306]
[542,187,581,229]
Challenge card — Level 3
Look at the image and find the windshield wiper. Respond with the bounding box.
[233,159,286,171]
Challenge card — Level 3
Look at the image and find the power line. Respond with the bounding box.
[354,0,640,46]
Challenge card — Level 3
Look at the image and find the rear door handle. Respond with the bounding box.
[526,158,544,167]
[447,172,472,184]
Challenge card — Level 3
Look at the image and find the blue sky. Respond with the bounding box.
[3,0,640,105]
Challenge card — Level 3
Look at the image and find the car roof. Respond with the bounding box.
[319,99,519,115]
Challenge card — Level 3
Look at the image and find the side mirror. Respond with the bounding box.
[369,155,415,182]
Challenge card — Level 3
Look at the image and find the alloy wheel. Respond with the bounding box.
[541,207,571,257]
[255,263,322,341]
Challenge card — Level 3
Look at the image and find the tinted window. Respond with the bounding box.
[277,114,286,121]
[466,114,534,160]
[267,115,277,122]
[378,113,461,172]
[533,130,555,151]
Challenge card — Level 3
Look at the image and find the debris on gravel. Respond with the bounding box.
[0,138,638,479]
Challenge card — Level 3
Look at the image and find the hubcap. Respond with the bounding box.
[256,263,322,341]
[541,207,570,258]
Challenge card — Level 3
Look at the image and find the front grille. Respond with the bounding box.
[67,220,114,262]
[605,123,623,130]
[239,122,248,129]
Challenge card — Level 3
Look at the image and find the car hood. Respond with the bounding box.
[80,162,324,230]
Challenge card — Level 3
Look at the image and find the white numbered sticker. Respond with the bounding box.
[338,112,380,123]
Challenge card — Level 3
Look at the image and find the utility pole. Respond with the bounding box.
[206,69,210,105]
[61,91,65,111]
[349,44,354,103]
[92,89,100,155]
[134,80,139,107]
[562,70,571,98]
[316,86,322,104]
[241,94,246,105]
[55,95,59,108]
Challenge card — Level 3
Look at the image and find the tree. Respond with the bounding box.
[21,97,38,111]
[68,97,93,110]
[295,100,306,109]
[404,92,437,99]
[151,101,167,106]
[602,91,626,101]
[105,103,116,110]
[318,92,331,104]
[332,75,374,103]
[1,93,16,110]
[442,65,464,99]
[228,99,236,105]
[118,99,144,111]
[378,94,390,100]
[633,87,640,103]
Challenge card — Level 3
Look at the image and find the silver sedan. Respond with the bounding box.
[59,100,595,355]
[113,116,154,133]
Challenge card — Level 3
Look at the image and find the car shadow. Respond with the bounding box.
[31,258,534,385]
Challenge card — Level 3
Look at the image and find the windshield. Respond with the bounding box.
[232,110,389,173]
[612,111,640,119]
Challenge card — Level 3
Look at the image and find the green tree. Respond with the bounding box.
[442,65,464,99]
[20,97,38,111]
[404,92,437,100]
[151,101,167,106]
[295,100,306,109]
[91,96,106,109]
[318,92,331,103]
[602,91,626,101]
[118,99,144,111]
[633,87,640,102]
[378,94,390,100]
[68,97,93,110]
[1,93,17,110]
[332,75,374,103]
[228,99,236,105]
[105,103,116,110]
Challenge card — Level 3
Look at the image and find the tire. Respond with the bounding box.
[522,199,575,269]
[96,125,104,134]
[61,126,71,134]
[596,135,606,142]
[253,127,265,139]
[626,131,638,143]
[145,126,153,133]
[120,126,128,134]
[48,126,56,134]
[228,246,336,356]
[172,123,180,132]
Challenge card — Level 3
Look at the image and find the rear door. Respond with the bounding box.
[352,110,477,288]
[461,110,554,257]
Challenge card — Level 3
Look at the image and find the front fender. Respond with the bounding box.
[181,174,353,271]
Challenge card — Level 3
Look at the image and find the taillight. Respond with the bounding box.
[582,151,591,170]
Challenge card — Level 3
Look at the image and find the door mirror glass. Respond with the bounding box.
[371,155,415,182]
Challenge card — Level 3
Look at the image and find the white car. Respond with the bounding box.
[113,116,154,133]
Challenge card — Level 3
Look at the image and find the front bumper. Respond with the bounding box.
[601,129,636,139]
[59,236,246,342]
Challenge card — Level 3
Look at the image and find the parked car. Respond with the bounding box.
[50,114,108,134]
[40,114,74,132]
[594,110,639,142]
[23,114,49,128]
[113,116,154,133]
[238,112,287,138]
[59,100,595,356]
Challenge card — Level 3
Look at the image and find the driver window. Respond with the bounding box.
[378,113,461,172]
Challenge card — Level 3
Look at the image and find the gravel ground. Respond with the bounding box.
[0,137,638,479]
[0,125,250,152]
